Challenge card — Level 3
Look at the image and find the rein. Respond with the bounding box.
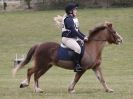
[87,39,107,42]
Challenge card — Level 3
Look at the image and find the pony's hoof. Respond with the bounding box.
[34,88,44,93]
[106,88,114,93]
[68,89,75,94]
[20,83,28,88]
[20,84,23,88]
[20,79,29,88]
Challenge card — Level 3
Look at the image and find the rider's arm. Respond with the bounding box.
[78,30,85,37]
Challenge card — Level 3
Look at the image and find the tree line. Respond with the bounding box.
[25,0,133,9]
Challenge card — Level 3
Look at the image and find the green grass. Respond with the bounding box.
[0,8,133,99]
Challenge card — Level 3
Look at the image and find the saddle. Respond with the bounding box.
[57,40,85,61]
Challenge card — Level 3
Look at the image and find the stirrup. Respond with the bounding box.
[74,64,83,72]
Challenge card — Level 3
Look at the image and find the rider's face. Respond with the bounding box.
[72,8,77,17]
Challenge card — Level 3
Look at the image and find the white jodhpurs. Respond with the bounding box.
[62,37,81,54]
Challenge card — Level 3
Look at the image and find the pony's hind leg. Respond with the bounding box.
[34,64,52,93]
[68,70,86,93]
[20,67,35,88]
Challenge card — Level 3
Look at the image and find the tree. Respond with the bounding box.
[25,0,32,9]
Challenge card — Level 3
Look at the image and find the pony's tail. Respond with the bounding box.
[12,45,38,77]
[53,15,63,28]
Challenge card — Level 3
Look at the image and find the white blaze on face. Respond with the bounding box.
[116,32,123,44]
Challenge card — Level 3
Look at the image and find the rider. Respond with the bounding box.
[61,3,88,72]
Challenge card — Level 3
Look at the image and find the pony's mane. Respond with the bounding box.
[89,22,113,38]
[89,24,106,38]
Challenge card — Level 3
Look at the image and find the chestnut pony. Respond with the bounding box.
[13,22,122,93]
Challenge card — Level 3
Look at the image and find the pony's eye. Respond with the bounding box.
[113,31,117,34]
[110,29,116,34]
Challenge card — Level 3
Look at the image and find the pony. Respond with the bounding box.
[13,22,123,93]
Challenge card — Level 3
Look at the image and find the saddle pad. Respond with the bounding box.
[57,44,85,61]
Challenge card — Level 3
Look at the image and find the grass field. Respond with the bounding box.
[0,8,133,99]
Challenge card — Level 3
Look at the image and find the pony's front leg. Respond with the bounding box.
[93,66,114,92]
[68,70,86,93]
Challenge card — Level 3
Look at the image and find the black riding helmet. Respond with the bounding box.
[65,3,79,14]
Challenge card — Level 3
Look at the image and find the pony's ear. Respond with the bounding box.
[104,21,112,28]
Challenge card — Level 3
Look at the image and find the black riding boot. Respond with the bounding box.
[73,52,83,72]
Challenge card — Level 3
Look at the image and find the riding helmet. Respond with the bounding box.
[65,3,79,14]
